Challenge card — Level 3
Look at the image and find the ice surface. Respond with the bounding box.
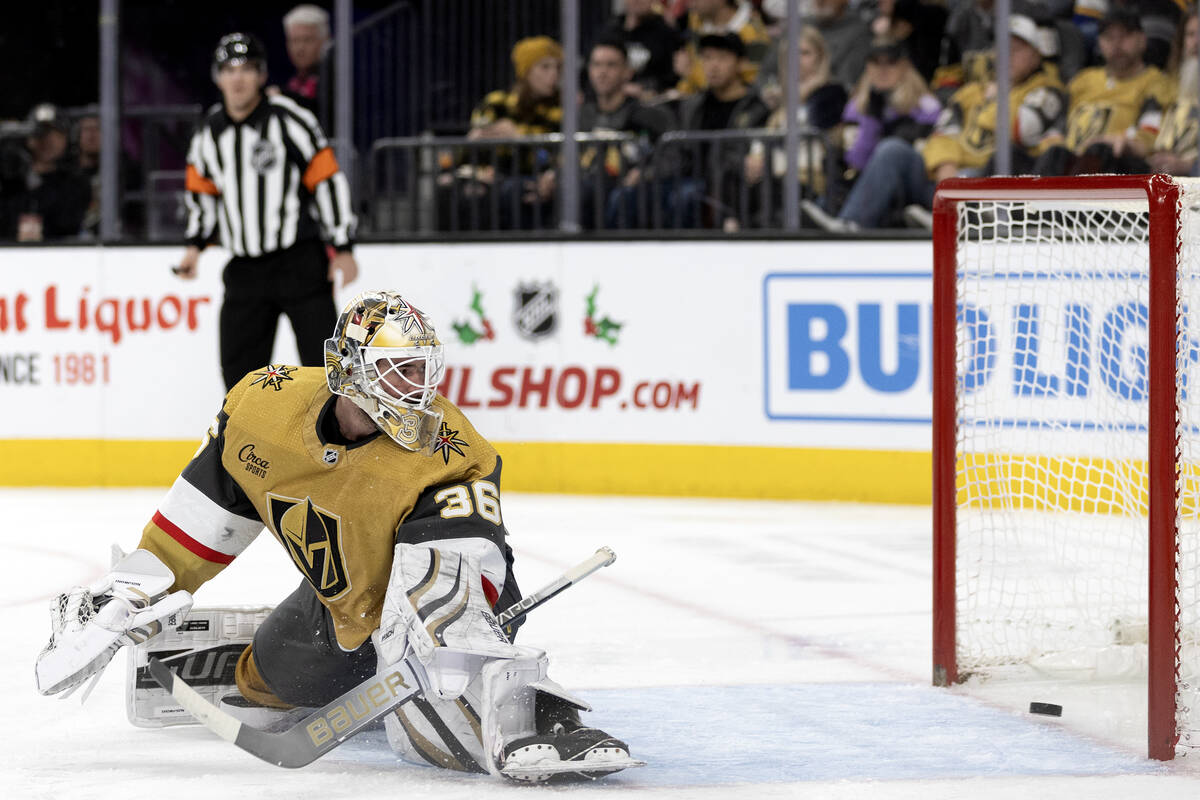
[5,488,1199,799]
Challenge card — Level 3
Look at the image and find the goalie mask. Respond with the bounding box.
[325,291,446,452]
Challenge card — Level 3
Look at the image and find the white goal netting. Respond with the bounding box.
[951,180,1200,756]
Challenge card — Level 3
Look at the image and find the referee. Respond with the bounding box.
[176,32,358,391]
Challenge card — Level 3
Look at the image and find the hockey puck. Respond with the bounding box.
[1029,702,1062,717]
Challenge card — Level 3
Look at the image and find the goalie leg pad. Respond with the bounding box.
[126,606,273,727]
[376,543,520,700]
[375,543,633,779]
[383,695,490,773]
[381,646,549,775]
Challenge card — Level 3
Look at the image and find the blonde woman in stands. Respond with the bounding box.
[803,38,940,231]
[743,25,848,224]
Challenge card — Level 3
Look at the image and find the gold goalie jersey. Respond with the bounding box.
[136,366,515,651]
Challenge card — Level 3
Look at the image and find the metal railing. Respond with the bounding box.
[366,128,834,235]
[119,104,202,241]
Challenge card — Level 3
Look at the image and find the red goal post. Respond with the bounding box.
[930,175,1195,761]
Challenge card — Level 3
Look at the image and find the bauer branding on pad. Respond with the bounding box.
[127,607,272,728]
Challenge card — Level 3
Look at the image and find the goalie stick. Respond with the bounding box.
[149,546,617,768]
[496,546,614,628]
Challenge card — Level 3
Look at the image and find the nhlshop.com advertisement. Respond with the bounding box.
[0,240,939,498]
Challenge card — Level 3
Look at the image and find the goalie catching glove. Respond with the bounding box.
[36,549,193,699]
[373,542,640,780]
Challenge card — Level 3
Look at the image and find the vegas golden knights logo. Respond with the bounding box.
[266,493,351,599]
[1067,104,1113,151]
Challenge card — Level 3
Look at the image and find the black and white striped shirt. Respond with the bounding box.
[184,94,355,257]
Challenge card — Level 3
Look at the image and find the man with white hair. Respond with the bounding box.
[279,4,332,128]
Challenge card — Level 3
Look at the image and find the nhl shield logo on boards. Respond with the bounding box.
[513,281,557,341]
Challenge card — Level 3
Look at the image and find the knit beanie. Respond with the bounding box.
[511,36,564,80]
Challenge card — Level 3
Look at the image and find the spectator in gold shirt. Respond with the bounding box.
[924,15,1067,180]
[1031,9,1175,176]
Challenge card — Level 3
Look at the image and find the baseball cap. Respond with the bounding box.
[27,103,67,137]
[1009,14,1057,57]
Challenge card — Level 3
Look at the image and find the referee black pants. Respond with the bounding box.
[220,239,337,390]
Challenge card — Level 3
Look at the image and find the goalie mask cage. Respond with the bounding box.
[931,175,1200,761]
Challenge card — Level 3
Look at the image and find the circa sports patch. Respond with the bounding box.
[250,364,297,391]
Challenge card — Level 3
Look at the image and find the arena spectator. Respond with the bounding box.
[72,113,101,236]
[470,36,563,140]
[571,38,676,229]
[272,4,333,130]
[675,0,771,96]
[443,36,563,230]
[1147,9,1199,176]
[892,14,1068,229]
[67,111,144,239]
[805,0,874,90]
[1074,1,1182,70]
[744,25,848,224]
[930,14,1067,176]
[803,40,941,231]
[669,32,771,229]
[0,104,90,241]
[1030,9,1175,176]
[598,0,685,98]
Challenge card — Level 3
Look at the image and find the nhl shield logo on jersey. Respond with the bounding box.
[250,140,281,174]
[322,447,340,466]
[266,494,351,599]
[250,364,297,391]
[513,281,557,340]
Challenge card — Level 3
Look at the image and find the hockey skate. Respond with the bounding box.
[500,720,644,783]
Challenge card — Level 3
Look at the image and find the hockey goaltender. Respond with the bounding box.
[34,290,640,782]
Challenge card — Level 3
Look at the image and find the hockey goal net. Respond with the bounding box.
[931,175,1200,760]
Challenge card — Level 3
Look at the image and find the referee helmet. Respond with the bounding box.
[212,33,267,81]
